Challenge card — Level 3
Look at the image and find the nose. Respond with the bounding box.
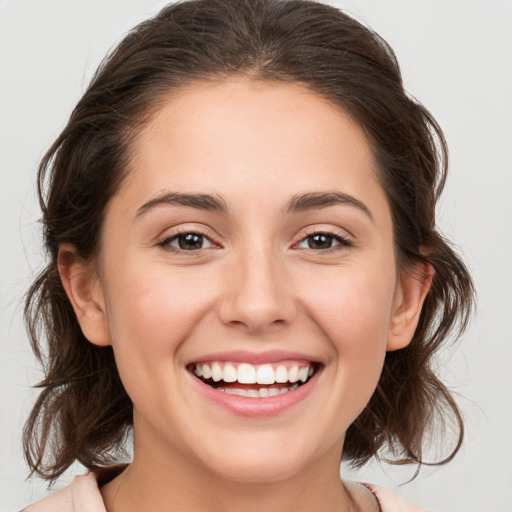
[218,246,296,334]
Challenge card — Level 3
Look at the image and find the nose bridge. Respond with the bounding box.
[219,240,295,332]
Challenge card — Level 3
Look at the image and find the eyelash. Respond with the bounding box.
[294,229,353,253]
[157,228,352,254]
[157,228,220,254]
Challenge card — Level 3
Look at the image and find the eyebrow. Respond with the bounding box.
[285,191,373,220]
[136,192,228,218]
[135,190,372,220]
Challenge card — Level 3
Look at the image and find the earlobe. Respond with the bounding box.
[58,244,111,347]
[386,261,434,351]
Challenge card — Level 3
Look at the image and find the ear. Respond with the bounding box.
[58,243,111,347]
[386,261,434,351]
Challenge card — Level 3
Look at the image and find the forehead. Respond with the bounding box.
[114,78,388,221]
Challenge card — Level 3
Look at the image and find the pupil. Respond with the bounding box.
[179,233,203,250]
[309,234,332,249]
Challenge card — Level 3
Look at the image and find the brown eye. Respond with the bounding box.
[178,233,204,250]
[162,232,214,251]
[296,232,352,251]
[307,233,335,249]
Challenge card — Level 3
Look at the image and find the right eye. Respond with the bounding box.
[159,232,215,252]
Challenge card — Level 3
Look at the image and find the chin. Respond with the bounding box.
[206,455,306,484]
[183,433,307,484]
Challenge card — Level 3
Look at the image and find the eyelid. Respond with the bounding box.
[156,224,222,252]
[292,226,353,251]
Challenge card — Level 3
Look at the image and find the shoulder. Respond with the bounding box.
[22,472,107,512]
[364,483,430,512]
[345,481,429,512]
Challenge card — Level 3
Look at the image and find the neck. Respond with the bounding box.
[101,434,354,512]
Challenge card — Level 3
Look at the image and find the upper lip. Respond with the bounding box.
[187,349,321,366]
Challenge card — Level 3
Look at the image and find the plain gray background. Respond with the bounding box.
[1,1,511,510]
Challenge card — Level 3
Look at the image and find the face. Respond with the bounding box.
[64,79,427,484]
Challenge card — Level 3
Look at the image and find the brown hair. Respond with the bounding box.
[24,0,474,481]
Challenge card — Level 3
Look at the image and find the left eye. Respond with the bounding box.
[296,233,348,250]
[162,232,214,251]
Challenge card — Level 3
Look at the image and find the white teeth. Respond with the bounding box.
[211,362,223,382]
[288,366,299,383]
[298,367,309,383]
[222,364,237,383]
[193,361,315,386]
[237,363,257,384]
[202,364,212,379]
[275,365,288,383]
[215,383,300,398]
[256,364,275,384]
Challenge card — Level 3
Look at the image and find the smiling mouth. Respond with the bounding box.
[188,361,318,398]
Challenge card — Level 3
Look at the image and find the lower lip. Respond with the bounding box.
[188,370,320,417]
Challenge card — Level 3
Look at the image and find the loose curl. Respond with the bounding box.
[24,0,474,482]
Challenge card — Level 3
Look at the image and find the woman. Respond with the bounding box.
[22,0,473,510]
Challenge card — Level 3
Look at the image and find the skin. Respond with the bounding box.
[59,79,431,512]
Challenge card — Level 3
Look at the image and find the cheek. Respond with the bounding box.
[301,262,396,389]
[306,265,395,341]
[102,265,219,390]
[106,264,216,341]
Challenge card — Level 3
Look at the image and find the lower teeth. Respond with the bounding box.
[217,383,299,398]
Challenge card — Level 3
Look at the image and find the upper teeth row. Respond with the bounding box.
[193,362,314,385]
